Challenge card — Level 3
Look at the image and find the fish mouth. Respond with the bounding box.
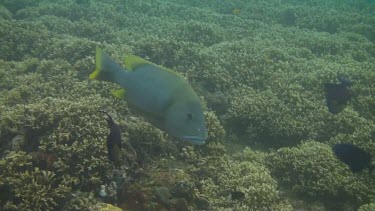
[182,135,206,145]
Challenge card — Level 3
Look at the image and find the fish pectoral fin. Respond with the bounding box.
[112,89,127,99]
[124,55,151,71]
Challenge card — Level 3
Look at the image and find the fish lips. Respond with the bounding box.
[182,135,206,145]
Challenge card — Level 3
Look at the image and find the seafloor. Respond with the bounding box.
[0,0,374,210]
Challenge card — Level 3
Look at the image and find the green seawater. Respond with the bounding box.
[0,0,374,210]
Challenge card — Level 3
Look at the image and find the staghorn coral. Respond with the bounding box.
[0,0,37,14]
[133,36,201,69]
[199,153,292,210]
[267,141,350,197]
[62,192,101,211]
[359,203,375,211]
[122,116,177,161]
[226,87,323,147]
[0,5,12,20]
[267,141,375,210]
[177,21,226,46]
[0,151,33,184]
[91,203,123,211]
[204,111,226,144]
[0,96,127,189]
[0,152,72,210]
[0,0,374,210]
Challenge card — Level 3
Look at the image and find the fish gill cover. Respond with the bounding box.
[0,0,374,210]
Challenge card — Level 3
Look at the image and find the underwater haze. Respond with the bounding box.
[0,0,374,210]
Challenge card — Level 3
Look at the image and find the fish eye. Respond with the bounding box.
[187,113,193,120]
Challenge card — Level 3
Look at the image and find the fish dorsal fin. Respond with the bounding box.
[112,89,126,100]
[124,55,181,76]
[124,55,151,71]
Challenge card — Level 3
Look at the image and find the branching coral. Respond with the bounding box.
[0,152,72,210]
[267,141,375,209]
[177,21,226,46]
[5,168,71,211]
[0,96,127,190]
[359,203,375,211]
[226,87,323,147]
[204,111,226,144]
[199,151,291,210]
[0,0,373,210]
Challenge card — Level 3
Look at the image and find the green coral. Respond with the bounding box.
[359,203,375,211]
[0,97,121,187]
[199,152,291,210]
[0,0,37,14]
[204,111,226,143]
[226,87,324,147]
[0,0,374,210]
[123,116,176,159]
[93,203,122,211]
[0,152,71,210]
[0,5,12,20]
[62,192,100,211]
[133,36,200,69]
[0,21,51,61]
[177,21,226,46]
[0,151,33,184]
[267,141,375,209]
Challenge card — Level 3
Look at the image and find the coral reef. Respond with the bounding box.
[0,152,72,210]
[0,0,373,210]
[267,141,375,209]
[199,152,292,210]
[359,203,375,211]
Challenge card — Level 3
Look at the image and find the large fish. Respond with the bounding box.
[90,47,207,145]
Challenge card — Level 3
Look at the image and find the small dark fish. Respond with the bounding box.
[231,191,245,200]
[333,144,373,173]
[324,77,353,114]
[99,110,122,162]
